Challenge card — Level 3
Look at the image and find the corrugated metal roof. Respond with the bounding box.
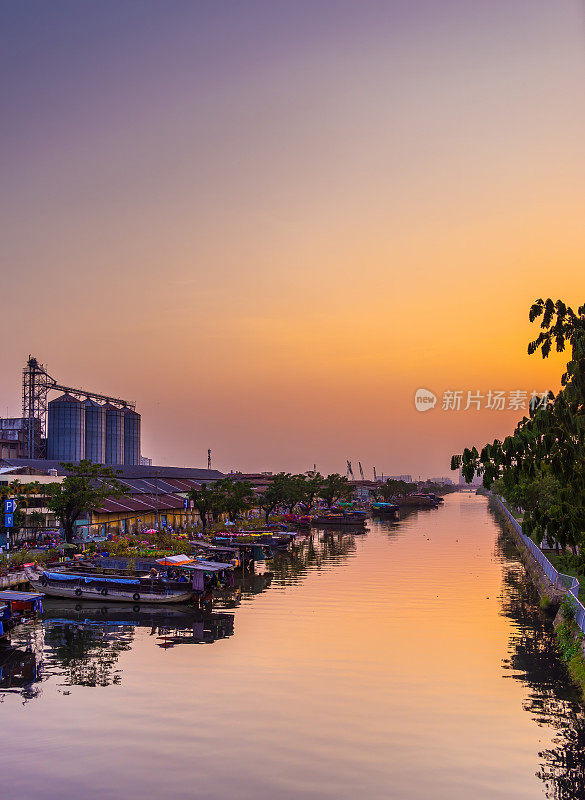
[105,477,203,495]
[93,493,187,514]
[0,459,225,481]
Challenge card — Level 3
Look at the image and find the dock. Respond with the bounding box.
[0,571,29,590]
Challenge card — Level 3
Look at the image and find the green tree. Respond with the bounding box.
[452,298,585,551]
[46,460,126,543]
[28,511,45,529]
[187,483,216,531]
[258,481,285,523]
[319,474,352,508]
[217,478,256,522]
[279,473,308,513]
[375,479,417,501]
[301,473,324,512]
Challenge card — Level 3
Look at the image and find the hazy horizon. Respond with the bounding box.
[2,1,584,475]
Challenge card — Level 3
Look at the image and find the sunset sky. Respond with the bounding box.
[2,1,585,476]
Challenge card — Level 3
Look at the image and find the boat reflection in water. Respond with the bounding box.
[42,599,234,654]
[0,640,42,701]
[2,530,358,701]
[154,612,234,648]
[2,600,235,695]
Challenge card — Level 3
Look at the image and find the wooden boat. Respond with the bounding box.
[371,502,400,519]
[191,541,240,566]
[0,590,44,638]
[282,513,312,528]
[312,509,367,527]
[426,493,444,503]
[396,493,440,508]
[24,566,195,604]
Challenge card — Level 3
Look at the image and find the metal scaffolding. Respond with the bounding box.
[21,355,135,458]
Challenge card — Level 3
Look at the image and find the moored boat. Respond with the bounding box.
[396,493,440,508]
[282,513,312,528]
[312,509,367,527]
[25,566,195,604]
[371,501,400,519]
[0,590,44,638]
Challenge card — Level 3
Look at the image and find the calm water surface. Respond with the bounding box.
[3,493,585,799]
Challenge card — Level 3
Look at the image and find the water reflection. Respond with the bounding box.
[3,602,235,698]
[496,528,585,799]
[0,641,41,701]
[7,499,585,800]
[1,530,358,701]
[266,529,357,585]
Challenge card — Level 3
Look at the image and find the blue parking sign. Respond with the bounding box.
[4,513,14,528]
[4,499,17,514]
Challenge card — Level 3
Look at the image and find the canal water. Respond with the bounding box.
[3,493,585,799]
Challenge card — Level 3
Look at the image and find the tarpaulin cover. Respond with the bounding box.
[82,576,140,586]
[43,572,140,586]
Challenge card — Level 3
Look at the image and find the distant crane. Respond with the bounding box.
[346,460,355,479]
[358,461,365,480]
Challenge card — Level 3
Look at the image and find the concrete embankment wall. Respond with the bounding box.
[490,496,565,607]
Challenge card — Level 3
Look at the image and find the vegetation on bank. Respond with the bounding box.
[0,460,126,545]
[454,299,585,699]
[0,480,53,542]
[2,458,452,552]
[556,595,585,699]
[0,548,62,570]
[453,298,585,557]
[188,472,356,527]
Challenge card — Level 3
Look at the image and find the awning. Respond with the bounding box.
[155,554,195,566]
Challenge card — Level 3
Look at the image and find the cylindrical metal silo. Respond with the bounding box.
[123,407,141,465]
[84,399,106,464]
[47,393,85,461]
[104,403,124,465]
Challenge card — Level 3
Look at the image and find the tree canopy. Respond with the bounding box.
[319,473,353,508]
[375,479,417,501]
[46,460,126,543]
[186,483,216,531]
[452,298,585,550]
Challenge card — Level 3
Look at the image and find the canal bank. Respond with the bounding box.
[490,493,585,701]
[488,495,564,607]
[2,493,585,800]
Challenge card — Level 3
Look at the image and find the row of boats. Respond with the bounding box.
[8,498,444,613]
[286,495,443,526]
[23,528,301,606]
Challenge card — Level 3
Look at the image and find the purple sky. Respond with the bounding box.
[2,2,585,476]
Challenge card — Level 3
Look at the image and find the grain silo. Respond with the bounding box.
[104,403,124,465]
[84,399,106,463]
[47,393,85,461]
[123,406,141,465]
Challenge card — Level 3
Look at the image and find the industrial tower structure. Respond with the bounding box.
[22,356,135,459]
